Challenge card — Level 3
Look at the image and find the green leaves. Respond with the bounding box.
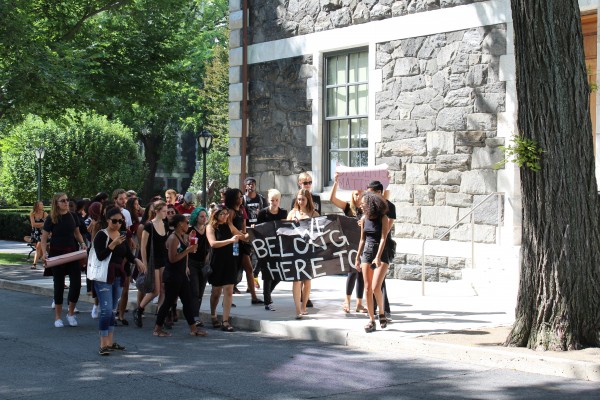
[495,135,544,172]
[0,111,144,204]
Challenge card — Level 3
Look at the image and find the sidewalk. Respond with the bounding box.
[0,239,598,381]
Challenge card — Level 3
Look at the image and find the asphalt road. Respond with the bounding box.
[1,289,599,400]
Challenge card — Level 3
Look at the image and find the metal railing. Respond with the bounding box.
[420,192,504,295]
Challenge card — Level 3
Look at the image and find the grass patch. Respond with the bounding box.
[0,252,30,265]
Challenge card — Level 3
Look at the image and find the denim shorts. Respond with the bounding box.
[360,241,391,264]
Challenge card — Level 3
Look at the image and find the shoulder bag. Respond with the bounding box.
[87,229,111,282]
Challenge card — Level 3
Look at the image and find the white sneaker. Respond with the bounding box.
[66,314,78,327]
[54,319,64,328]
[74,307,79,314]
[91,305,99,319]
[51,300,55,309]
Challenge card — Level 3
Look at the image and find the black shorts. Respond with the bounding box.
[360,241,391,264]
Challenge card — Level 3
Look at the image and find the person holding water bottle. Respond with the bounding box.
[206,205,247,332]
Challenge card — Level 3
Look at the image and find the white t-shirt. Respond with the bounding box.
[121,208,133,229]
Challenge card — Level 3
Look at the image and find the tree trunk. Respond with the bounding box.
[506,0,600,350]
[141,136,160,202]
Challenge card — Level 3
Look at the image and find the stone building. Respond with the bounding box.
[228,0,599,290]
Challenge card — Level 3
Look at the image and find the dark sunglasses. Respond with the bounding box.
[167,211,176,215]
[58,199,69,203]
[302,181,313,185]
[109,218,124,224]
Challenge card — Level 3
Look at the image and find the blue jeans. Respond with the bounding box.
[94,278,122,337]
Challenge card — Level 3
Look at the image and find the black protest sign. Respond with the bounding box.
[249,215,361,281]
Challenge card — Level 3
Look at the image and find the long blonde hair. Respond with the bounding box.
[50,193,67,224]
[30,201,44,216]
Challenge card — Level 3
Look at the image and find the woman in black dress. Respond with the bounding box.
[152,214,207,337]
[187,206,210,325]
[329,173,366,314]
[206,205,247,332]
[40,193,88,328]
[355,192,391,333]
[29,201,47,269]
[133,201,169,328]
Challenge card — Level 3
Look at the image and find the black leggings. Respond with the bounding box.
[345,271,364,298]
[52,263,82,306]
[263,277,280,305]
[156,278,195,327]
[188,259,208,318]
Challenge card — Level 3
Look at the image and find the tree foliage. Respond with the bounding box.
[0,111,144,203]
[0,0,230,199]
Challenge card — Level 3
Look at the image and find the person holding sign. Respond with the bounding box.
[355,192,391,333]
[330,173,366,314]
[287,189,320,319]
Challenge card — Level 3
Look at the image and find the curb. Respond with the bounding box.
[2,278,599,382]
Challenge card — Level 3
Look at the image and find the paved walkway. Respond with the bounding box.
[0,239,598,381]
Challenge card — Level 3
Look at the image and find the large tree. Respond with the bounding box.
[506,0,600,350]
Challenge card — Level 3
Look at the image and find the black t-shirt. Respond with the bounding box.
[43,212,79,247]
[386,199,396,238]
[232,208,245,231]
[244,193,268,224]
[290,193,321,214]
[187,226,209,262]
[257,207,288,223]
[143,220,169,263]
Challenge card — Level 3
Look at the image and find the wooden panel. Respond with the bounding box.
[582,13,597,154]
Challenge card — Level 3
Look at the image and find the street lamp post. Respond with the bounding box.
[196,129,213,208]
[34,147,45,201]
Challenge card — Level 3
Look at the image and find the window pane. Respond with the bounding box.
[350,119,359,148]
[339,119,349,149]
[349,52,368,83]
[359,118,368,148]
[357,84,368,114]
[329,120,339,150]
[327,87,347,117]
[337,56,346,84]
[350,151,368,167]
[348,85,357,116]
[327,56,338,85]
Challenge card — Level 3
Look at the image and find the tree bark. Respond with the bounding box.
[506,0,600,350]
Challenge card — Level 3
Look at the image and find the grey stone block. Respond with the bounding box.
[396,206,421,223]
[482,26,507,56]
[456,131,486,147]
[389,184,413,203]
[439,268,462,282]
[466,113,496,131]
[407,254,448,268]
[396,265,439,282]
[381,120,418,141]
[460,169,497,194]
[472,146,504,169]
[435,154,471,172]
[446,192,473,208]
[421,205,459,227]
[406,164,428,185]
[396,223,435,239]
[435,191,446,205]
[428,170,462,185]
[427,131,455,156]
[412,104,437,119]
[433,185,460,193]
[449,223,497,243]
[466,64,488,87]
[444,88,474,107]
[436,107,470,131]
[402,75,427,91]
[474,92,505,113]
[389,137,428,156]
[448,257,466,270]
[473,194,503,225]
[414,185,435,206]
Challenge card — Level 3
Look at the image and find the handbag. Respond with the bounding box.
[87,229,111,281]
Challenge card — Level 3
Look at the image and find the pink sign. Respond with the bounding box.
[336,164,390,190]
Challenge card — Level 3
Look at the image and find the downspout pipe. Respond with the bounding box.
[240,0,248,187]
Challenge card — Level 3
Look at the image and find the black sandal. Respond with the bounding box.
[364,320,376,333]
[211,317,222,328]
[221,322,235,332]
[379,314,387,329]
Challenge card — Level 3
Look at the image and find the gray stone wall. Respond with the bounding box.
[247,56,315,181]
[377,24,507,281]
[249,0,487,44]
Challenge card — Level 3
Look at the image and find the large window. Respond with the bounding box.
[325,49,369,182]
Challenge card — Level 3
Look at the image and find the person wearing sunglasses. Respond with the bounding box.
[40,193,88,328]
[93,207,146,354]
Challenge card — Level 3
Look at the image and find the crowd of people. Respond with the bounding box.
[31,171,396,356]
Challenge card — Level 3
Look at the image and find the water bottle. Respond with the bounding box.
[232,241,239,256]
